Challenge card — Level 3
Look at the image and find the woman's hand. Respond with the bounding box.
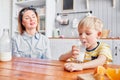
[64,62,83,72]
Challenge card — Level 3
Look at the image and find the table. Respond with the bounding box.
[0,57,120,80]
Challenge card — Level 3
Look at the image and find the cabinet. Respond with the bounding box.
[50,39,78,60]
[86,0,116,9]
[101,39,120,65]
[112,40,120,65]
[12,0,56,37]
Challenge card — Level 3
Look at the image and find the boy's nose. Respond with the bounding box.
[81,33,86,38]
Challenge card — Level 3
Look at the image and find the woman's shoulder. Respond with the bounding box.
[11,32,21,40]
[38,32,49,40]
[36,32,50,47]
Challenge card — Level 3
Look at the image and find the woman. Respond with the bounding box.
[12,7,51,59]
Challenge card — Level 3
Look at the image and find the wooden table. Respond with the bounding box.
[0,57,120,80]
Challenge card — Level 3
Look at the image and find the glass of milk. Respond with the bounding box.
[75,41,86,63]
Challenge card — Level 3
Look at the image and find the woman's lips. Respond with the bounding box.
[30,22,35,25]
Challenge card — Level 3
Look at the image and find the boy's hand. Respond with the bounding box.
[71,45,80,59]
[64,62,83,72]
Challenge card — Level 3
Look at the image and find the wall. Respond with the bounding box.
[50,38,79,60]
[0,0,12,37]
[55,0,120,38]
[46,0,56,37]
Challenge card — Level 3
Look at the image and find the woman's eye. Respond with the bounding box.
[25,17,29,19]
[32,16,35,18]
[32,15,36,18]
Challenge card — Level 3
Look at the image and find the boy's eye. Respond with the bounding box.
[79,33,82,36]
[79,33,92,36]
[86,33,91,35]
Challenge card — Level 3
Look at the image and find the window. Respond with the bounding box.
[62,0,74,11]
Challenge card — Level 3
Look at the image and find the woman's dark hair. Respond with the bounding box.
[18,7,40,35]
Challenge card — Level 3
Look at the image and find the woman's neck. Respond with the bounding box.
[26,29,37,36]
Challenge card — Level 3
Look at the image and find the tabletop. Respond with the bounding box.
[0,57,120,80]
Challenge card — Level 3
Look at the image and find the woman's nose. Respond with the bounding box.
[30,18,33,21]
[29,17,35,21]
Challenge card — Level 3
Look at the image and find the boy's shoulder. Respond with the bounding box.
[99,42,110,47]
[98,42,111,50]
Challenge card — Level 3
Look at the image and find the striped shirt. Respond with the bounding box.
[84,42,112,64]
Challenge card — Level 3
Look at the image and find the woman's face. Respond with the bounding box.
[22,10,38,30]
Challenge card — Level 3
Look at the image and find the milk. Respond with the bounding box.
[76,44,86,63]
[0,52,12,61]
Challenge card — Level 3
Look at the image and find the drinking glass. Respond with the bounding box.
[76,43,86,63]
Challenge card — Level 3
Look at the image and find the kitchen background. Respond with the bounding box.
[55,0,120,38]
[0,1,12,37]
[0,0,120,38]
[0,0,120,64]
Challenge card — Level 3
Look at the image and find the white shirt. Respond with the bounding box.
[12,32,51,59]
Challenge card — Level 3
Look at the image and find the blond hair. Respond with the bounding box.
[78,16,103,32]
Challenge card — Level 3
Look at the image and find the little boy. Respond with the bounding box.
[59,16,112,72]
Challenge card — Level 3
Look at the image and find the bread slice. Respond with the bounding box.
[77,73,95,80]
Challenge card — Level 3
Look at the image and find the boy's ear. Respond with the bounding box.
[98,31,102,37]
